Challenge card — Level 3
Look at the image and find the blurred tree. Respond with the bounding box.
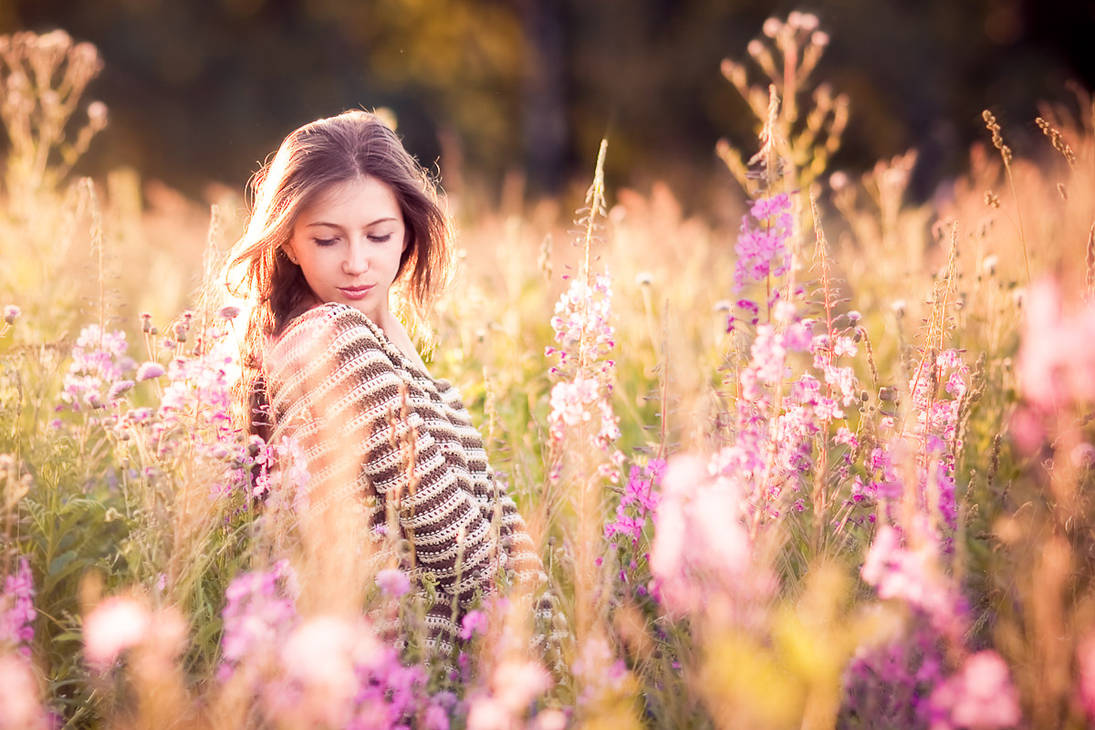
[0,0,1088,209]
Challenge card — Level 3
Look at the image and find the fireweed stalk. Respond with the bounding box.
[544,140,638,724]
[719,192,867,544]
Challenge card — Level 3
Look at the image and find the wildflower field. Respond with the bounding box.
[3,14,1095,730]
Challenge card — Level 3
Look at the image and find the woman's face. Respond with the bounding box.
[284,176,407,326]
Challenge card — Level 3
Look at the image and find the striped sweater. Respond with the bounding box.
[263,302,544,655]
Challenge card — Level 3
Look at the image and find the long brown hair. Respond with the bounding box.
[223,109,452,437]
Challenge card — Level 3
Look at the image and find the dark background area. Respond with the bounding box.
[1,0,1092,212]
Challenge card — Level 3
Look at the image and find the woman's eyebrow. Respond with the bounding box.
[305,216,398,228]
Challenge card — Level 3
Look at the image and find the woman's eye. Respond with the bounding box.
[313,237,337,246]
[368,234,393,243]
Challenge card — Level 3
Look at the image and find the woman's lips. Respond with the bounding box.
[338,285,374,300]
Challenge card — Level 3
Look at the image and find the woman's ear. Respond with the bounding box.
[282,242,299,265]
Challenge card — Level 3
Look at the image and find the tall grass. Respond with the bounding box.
[2,14,1095,730]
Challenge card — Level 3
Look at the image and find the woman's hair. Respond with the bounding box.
[223,109,452,437]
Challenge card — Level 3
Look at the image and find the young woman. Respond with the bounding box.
[222,109,544,658]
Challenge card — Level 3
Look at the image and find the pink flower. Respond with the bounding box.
[1017,278,1095,409]
[861,522,966,640]
[83,596,150,667]
[135,361,165,381]
[930,651,1020,729]
[0,557,35,657]
[460,609,487,640]
[2,305,19,325]
[277,617,380,727]
[493,658,551,712]
[834,335,857,357]
[467,697,508,730]
[0,653,48,729]
[734,193,793,291]
[375,568,411,598]
[650,455,759,615]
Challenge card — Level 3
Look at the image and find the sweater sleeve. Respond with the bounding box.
[264,304,507,605]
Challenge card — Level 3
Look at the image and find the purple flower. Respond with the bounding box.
[734,193,794,292]
[218,560,298,680]
[2,305,19,325]
[60,324,136,411]
[929,651,1020,729]
[375,568,411,598]
[604,458,665,549]
[135,361,165,381]
[840,614,947,728]
[459,609,487,640]
[1,557,35,657]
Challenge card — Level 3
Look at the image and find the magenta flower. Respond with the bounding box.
[604,459,664,546]
[649,455,766,616]
[135,361,166,381]
[0,557,35,657]
[733,193,793,292]
[83,596,151,667]
[1017,278,1095,409]
[218,560,298,680]
[60,324,136,411]
[861,522,965,640]
[375,568,411,599]
[929,651,1020,729]
[459,609,487,640]
[0,653,48,729]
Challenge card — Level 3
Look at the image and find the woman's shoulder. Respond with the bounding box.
[277,303,390,349]
[266,303,385,371]
[281,302,376,337]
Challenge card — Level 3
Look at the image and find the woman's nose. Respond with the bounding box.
[342,238,370,274]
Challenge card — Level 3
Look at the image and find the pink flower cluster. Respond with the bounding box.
[725,304,858,521]
[60,324,136,411]
[82,594,188,671]
[649,455,768,616]
[217,562,453,728]
[840,614,947,728]
[83,318,275,498]
[0,557,35,658]
[604,459,664,545]
[928,650,1020,729]
[83,596,153,667]
[860,523,965,640]
[1017,278,1095,409]
[733,193,793,292]
[547,376,620,448]
[1012,278,1095,453]
[0,652,49,730]
[545,274,615,379]
[906,350,968,535]
[465,657,555,730]
[218,560,299,680]
[158,333,235,435]
[852,522,1021,729]
[260,614,448,729]
[545,272,622,480]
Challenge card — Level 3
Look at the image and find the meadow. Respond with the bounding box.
[2,14,1095,729]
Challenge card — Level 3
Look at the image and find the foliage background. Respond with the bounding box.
[0,0,1091,208]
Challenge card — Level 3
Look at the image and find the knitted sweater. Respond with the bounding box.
[263,302,544,655]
